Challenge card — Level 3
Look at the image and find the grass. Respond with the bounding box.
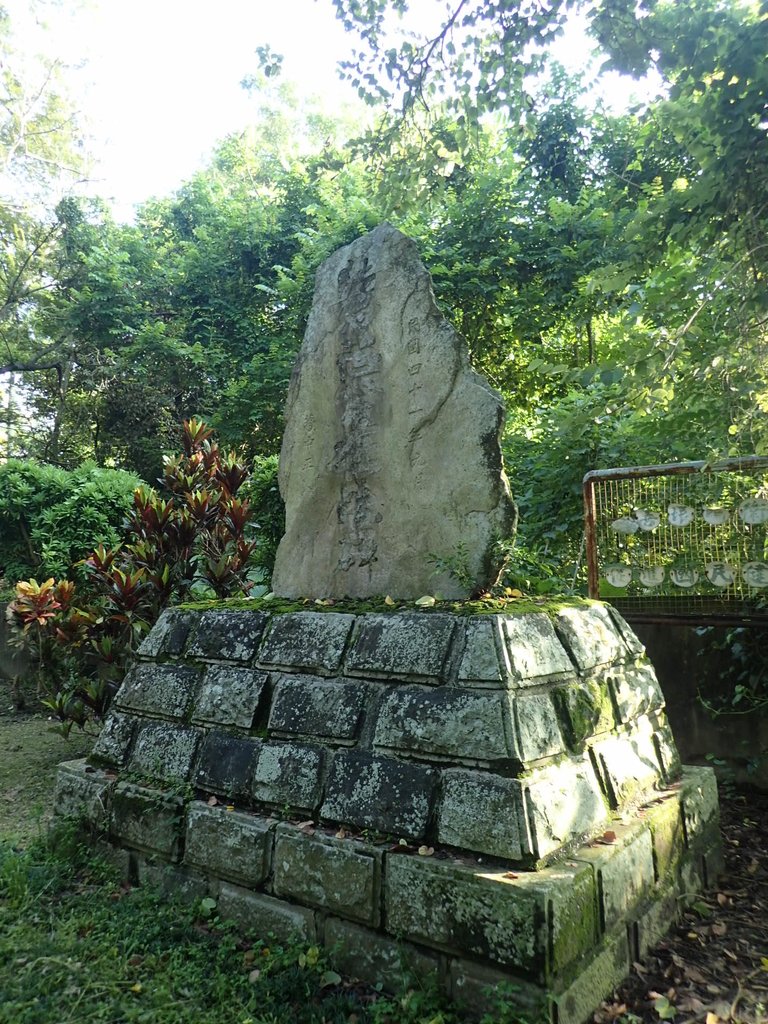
[0,826,530,1024]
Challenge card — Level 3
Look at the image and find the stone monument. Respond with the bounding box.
[271,223,517,599]
[53,226,722,1024]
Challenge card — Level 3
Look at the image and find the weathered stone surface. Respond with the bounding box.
[268,674,368,741]
[186,610,268,663]
[654,722,683,782]
[513,693,564,762]
[271,224,516,600]
[194,732,261,800]
[448,960,550,1021]
[574,822,655,931]
[321,750,437,839]
[502,613,575,683]
[385,855,596,980]
[554,605,629,672]
[128,722,201,782]
[553,679,614,751]
[252,742,324,811]
[555,929,630,1024]
[218,883,317,943]
[191,665,268,729]
[115,663,201,719]
[90,711,135,768]
[273,827,381,924]
[184,803,273,886]
[680,765,720,844]
[591,728,663,808]
[374,685,515,764]
[645,791,686,881]
[345,613,456,681]
[111,783,184,859]
[522,757,609,860]
[607,661,664,724]
[137,608,196,658]
[325,918,439,988]
[258,612,355,674]
[54,759,114,830]
[607,606,645,657]
[455,617,505,685]
[438,768,525,859]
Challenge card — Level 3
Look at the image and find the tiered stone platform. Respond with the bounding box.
[54,599,722,1023]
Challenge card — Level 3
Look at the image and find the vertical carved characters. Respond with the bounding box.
[271,224,517,599]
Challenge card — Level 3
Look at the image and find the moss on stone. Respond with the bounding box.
[177,593,594,619]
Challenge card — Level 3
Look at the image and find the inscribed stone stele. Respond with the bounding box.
[271,223,516,599]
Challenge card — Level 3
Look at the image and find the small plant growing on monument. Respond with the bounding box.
[8,419,257,732]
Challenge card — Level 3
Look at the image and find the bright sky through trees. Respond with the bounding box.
[3,0,661,222]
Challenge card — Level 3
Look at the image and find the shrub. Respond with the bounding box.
[8,419,257,733]
[0,460,141,595]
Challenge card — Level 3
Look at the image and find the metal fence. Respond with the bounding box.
[583,456,768,623]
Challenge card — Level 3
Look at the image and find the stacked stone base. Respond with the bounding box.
[56,759,721,1024]
[53,601,723,1022]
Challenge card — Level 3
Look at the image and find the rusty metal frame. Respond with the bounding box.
[583,456,768,624]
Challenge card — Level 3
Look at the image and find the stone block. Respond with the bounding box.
[137,608,196,658]
[501,613,575,683]
[136,857,209,901]
[252,742,324,811]
[514,692,564,762]
[186,610,268,663]
[268,674,367,741]
[574,822,655,932]
[553,679,614,751]
[90,711,135,768]
[345,614,457,682]
[653,719,682,782]
[128,722,201,783]
[385,855,596,981]
[218,883,316,943]
[633,882,680,957]
[194,732,261,800]
[607,661,665,724]
[191,665,268,729]
[321,750,437,840]
[522,757,609,861]
[449,960,550,1022]
[554,605,629,672]
[115,663,201,720]
[111,783,184,859]
[324,918,439,989]
[374,685,515,764]
[644,792,686,882]
[606,606,645,657]
[591,728,663,809]
[269,224,516,601]
[554,928,630,1024]
[273,827,382,924]
[455,617,505,686]
[438,768,525,859]
[257,612,355,674]
[680,766,720,843]
[54,759,114,830]
[184,802,273,886]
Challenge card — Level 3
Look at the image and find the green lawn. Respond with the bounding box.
[0,828,524,1024]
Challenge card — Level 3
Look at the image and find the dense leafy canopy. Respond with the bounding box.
[0,0,766,591]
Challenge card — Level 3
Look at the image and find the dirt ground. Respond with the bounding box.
[0,682,92,844]
[0,681,766,1023]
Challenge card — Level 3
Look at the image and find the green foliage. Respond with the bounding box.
[0,835,541,1024]
[7,420,257,732]
[0,460,140,593]
[239,455,285,578]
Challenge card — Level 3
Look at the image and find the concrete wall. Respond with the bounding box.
[633,621,768,788]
